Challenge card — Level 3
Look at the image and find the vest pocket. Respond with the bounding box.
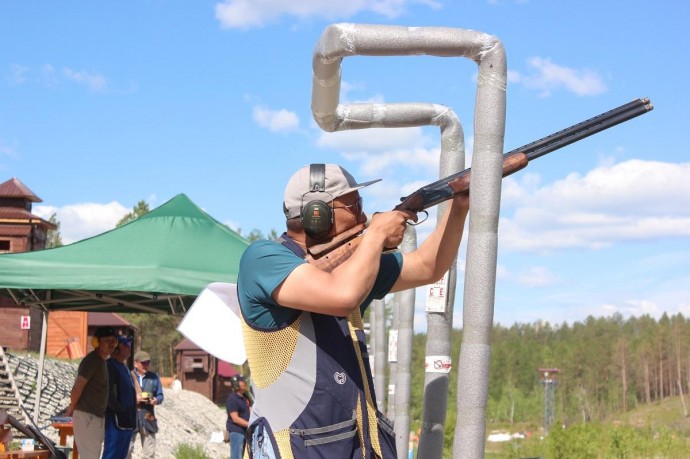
[289,414,358,458]
[247,417,281,459]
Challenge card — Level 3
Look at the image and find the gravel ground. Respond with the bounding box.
[129,387,229,459]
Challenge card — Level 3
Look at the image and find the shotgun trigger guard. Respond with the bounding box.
[407,210,428,226]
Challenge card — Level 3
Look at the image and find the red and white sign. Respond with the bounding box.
[425,271,449,313]
[20,315,31,330]
[424,355,452,373]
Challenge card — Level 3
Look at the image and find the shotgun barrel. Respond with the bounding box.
[396,98,654,212]
[308,98,654,271]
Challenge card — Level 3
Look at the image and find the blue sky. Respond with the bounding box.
[1,0,688,330]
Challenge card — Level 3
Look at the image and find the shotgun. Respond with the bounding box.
[306,97,654,271]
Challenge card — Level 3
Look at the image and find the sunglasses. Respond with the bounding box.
[333,197,363,214]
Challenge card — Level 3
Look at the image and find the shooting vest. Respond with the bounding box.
[242,236,396,459]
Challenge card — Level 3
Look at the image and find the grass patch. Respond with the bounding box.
[173,443,212,459]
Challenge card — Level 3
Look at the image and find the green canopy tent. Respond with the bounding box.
[0,193,249,314]
[0,193,249,421]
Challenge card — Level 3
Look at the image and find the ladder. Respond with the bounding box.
[0,346,30,424]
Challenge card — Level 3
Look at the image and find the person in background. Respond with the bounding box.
[103,335,137,459]
[127,351,163,459]
[68,326,119,459]
[225,375,251,459]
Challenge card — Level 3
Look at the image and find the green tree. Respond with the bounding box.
[240,228,279,242]
[46,213,63,248]
[117,200,150,227]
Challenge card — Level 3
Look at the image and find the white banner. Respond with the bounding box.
[177,282,246,364]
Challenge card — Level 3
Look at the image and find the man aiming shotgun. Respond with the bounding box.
[236,98,652,458]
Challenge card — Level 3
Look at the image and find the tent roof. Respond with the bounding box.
[0,194,249,314]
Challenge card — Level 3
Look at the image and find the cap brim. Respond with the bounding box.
[337,178,382,198]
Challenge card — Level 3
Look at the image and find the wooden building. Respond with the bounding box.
[174,338,238,404]
[46,311,138,359]
[0,178,56,351]
[0,178,139,357]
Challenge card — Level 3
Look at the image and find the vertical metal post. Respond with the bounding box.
[34,301,50,424]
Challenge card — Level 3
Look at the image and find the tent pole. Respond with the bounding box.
[33,292,50,424]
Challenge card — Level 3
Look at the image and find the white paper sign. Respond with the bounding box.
[387,329,398,363]
[425,271,449,313]
[424,355,452,373]
[177,282,247,364]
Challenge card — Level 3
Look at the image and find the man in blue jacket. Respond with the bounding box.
[127,351,163,459]
[103,335,137,459]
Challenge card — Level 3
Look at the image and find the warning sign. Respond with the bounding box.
[20,315,31,330]
[425,271,449,313]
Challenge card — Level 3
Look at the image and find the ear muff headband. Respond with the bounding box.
[301,164,333,240]
[91,336,100,349]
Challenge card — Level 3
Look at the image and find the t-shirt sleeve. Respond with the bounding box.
[228,395,243,413]
[238,241,403,327]
[238,240,306,329]
[78,353,97,380]
[360,251,403,313]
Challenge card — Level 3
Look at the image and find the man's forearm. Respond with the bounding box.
[395,197,468,291]
[421,198,469,273]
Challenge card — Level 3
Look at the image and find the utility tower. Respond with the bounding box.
[538,368,559,435]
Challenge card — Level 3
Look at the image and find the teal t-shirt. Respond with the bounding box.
[237,238,403,330]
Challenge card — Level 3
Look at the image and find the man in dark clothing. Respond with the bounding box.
[226,375,251,459]
[103,335,137,459]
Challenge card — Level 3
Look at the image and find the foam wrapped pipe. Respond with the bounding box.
[310,22,507,459]
[393,226,417,456]
[312,23,505,132]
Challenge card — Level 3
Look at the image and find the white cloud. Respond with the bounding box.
[510,57,607,97]
[515,266,560,287]
[317,127,444,176]
[499,160,690,252]
[8,64,28,84]
[9,64,110,91]
[317,127,423,152]
[252,106,300,132]
[33,202,129,245]
[62,67,108,92]
[215,0,440,30]
[0,142,17,158]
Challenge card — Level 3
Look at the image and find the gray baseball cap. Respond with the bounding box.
[283,164,381,219]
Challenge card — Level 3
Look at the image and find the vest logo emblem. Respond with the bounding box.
[334,372,347,385]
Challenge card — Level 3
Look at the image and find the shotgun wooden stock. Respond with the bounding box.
[305,98,654,272]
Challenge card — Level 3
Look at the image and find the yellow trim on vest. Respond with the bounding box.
[241,315,301,388]
[274,429,293,459]
[347,309,382,458]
